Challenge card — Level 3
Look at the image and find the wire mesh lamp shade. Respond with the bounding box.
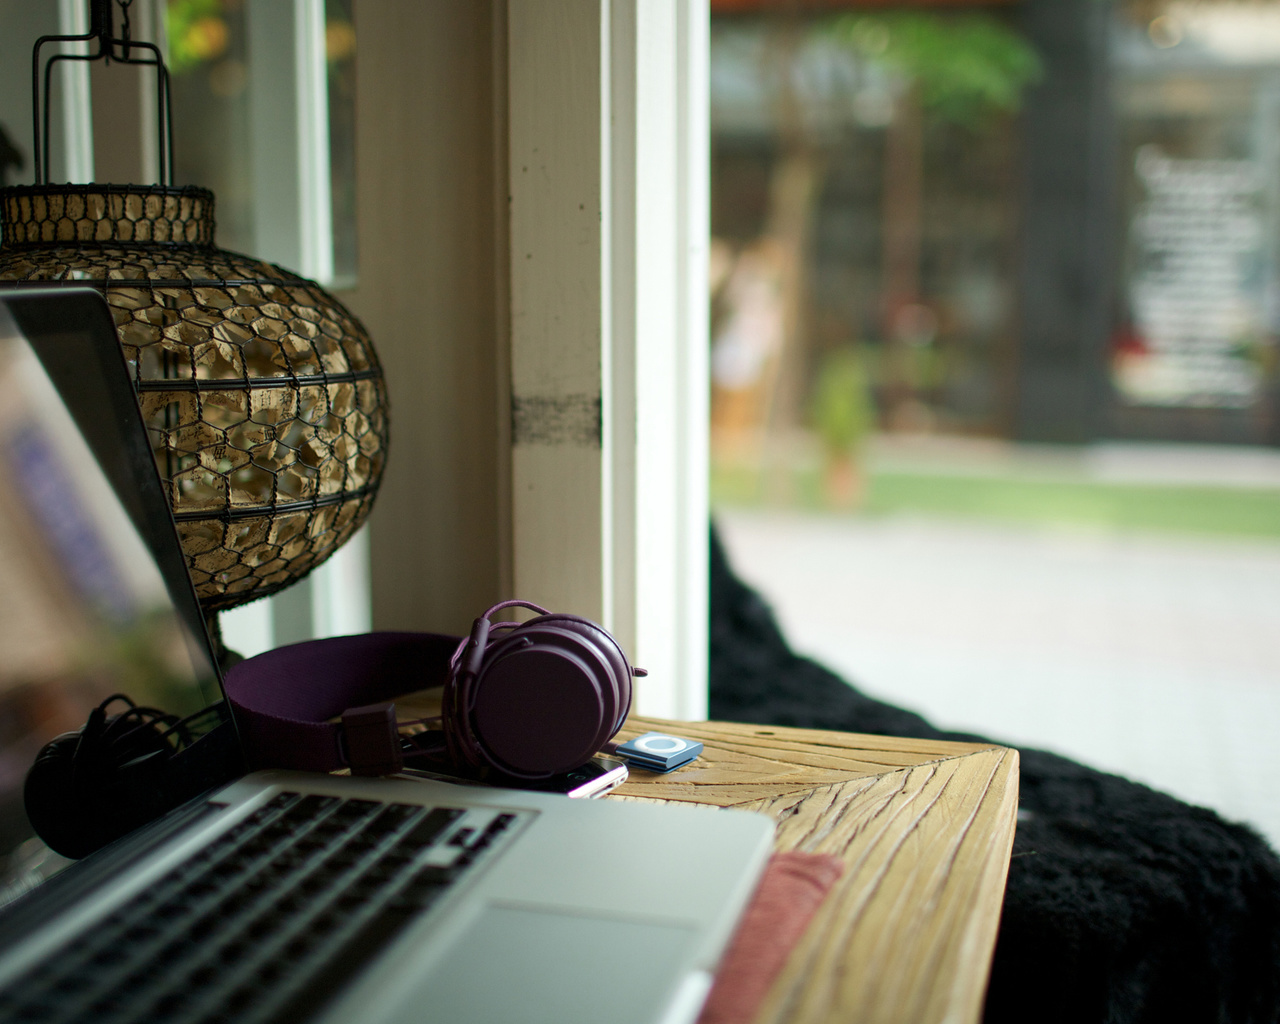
[0,184,389,614]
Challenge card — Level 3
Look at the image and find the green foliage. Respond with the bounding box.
[165,0,227,75]
[829,12,1043,127]
[810,347,876,454]
[866,473,1280,538]
[712,463,1280,540]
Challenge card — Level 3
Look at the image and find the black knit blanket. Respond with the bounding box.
[708,524,1280,1024]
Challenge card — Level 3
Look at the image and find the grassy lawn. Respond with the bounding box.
[711,463,1280,540]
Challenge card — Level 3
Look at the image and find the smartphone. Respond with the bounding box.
[394,755,629,799]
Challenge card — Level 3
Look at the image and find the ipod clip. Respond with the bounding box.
[615,732,703,773]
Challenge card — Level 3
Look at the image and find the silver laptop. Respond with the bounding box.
[0,289,773,1024]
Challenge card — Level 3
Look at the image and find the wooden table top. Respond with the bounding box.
[610,717,1019,1024]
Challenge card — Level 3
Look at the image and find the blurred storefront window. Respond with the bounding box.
[1111,1,1280,442]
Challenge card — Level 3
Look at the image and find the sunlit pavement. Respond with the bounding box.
[717,507,1280,851]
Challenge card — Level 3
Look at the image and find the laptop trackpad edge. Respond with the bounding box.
[390,903,702,1024]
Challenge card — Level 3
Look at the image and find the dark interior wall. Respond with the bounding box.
[1015,0,1118,443]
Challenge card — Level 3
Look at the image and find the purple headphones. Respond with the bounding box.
[224,601,645,781]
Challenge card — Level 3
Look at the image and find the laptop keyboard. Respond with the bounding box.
[0,791,518,1024]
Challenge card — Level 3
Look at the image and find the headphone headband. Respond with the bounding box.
[222,607,638,780]
[224,632,459,774]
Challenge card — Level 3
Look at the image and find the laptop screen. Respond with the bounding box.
[0,291,222,890]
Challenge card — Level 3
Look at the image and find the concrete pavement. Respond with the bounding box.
[717,507,1280,850]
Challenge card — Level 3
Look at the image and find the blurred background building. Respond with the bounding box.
[709,0,1279,465]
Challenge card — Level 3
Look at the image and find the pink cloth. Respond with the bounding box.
[698,851,845,1024]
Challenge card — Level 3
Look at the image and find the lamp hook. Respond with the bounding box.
[30,0,174,187]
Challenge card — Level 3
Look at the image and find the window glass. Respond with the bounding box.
[708,1,1280,852]
[165,0,357,284]
[167,0,254,252]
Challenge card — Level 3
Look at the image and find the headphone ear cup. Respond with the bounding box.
[25,713,178,860]
[468,627,611,777]
[25,732,102,860]
[523,614,633,731]
[441,606,636,779]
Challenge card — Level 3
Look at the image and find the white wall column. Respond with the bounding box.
[506,2,610,623]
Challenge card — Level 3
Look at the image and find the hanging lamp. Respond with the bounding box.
[0,0,389,649]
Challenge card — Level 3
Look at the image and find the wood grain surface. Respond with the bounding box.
[613,717,1019,1024]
